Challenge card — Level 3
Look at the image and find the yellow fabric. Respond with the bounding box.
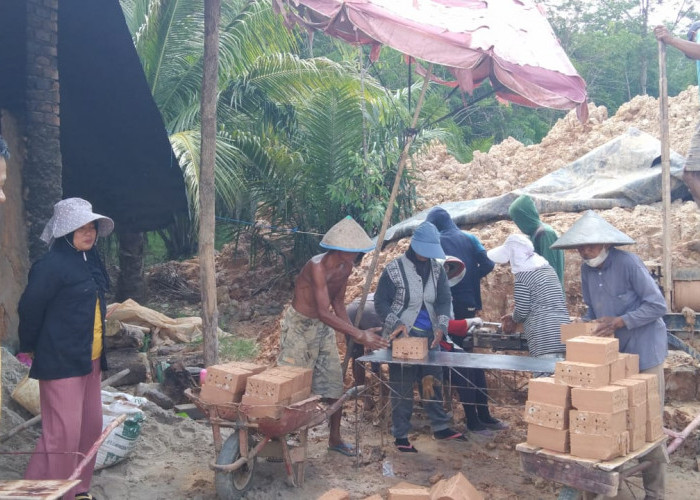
[92,298,103,360]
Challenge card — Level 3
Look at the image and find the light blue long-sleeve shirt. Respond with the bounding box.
[581,247,668,370]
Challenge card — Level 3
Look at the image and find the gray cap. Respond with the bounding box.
[550,210,635,249]
[320,216,375,252]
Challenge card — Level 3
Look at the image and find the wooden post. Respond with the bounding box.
[200,0,221,366]
[658,41,673,310]
[343,64,434,374]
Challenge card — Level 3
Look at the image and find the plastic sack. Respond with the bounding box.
[94,390,147,470]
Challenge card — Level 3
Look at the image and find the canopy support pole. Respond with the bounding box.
[344,64,434,374]
[658,40,673,310]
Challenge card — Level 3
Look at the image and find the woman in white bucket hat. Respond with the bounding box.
[18,197,113,500]
[488,233,569,361]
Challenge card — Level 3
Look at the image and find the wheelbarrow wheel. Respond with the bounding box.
[215,431,256,499]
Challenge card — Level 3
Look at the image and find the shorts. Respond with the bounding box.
[277,306,344,399]
[685,120,700,172]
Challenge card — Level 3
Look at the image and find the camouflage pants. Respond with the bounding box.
[277,306,343,399]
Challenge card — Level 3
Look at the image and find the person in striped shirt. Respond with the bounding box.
[487,234,569,359]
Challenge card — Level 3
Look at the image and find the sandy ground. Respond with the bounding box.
[3,365,700,500]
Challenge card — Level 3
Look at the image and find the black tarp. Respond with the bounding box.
[0,1,26,115]
[383,128,690,244]
[58,0,188,232]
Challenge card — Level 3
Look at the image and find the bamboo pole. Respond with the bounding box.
[658,41,673,309]
[199,0,221,366]
[343,63,434,374]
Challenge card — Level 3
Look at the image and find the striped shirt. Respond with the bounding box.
[511,265,569,357]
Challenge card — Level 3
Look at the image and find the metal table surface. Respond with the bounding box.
[357,349,556,373]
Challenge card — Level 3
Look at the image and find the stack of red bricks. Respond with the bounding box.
[241,365,313,419]
[317,472,482,500]
[525,323,664,461]
[199,361,313,420]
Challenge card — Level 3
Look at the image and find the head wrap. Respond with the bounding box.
[550,210,634,249]
[40,197,114,247]
[488,233,548,274]
[436,256,466,287]
[320,216,375,252]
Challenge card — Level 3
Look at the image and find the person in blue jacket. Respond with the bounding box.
[19,198,114,500]
[426,207,506,434]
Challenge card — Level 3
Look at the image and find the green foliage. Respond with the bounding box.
[545,0,699,112]
[218,336,259,362]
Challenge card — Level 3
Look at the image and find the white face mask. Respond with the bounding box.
[584,247,609,267]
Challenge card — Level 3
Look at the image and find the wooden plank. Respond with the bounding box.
[0,480,81,500]
[519,450,619,496]
[517,437,667,472]
[596,437,667,472]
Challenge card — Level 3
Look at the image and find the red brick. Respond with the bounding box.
[526,424,569,453]
[571,385,628,413]
[429,472,484,500]
[387,481,430,499]
[392,337,429,360]
[245,373,295,402]
[570,431,629,460]
[628,403,647,429]
[527,377,571,407]
[555,361,610,388]
[619,353,639,377]
[612,378,647,407]
[629,425,646,451]
[318,488,350,500]
[646,415,663,441]
[565,336,619,365]
[560,323,598,343]
[570,410,628,436]
[629,373,660,399]
[609,356,626,383]
[240,394,289,419]
[523,401,569,430]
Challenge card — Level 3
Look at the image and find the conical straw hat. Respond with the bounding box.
[550,210,635,249]
[320,216,375,252]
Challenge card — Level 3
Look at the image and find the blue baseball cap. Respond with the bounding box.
[410,221,446,259]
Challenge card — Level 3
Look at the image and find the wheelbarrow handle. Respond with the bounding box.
[305,385,366,429]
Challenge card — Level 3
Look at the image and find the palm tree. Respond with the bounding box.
[121,0,450,267]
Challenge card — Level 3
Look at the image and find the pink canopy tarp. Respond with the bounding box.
[274,0,588,121]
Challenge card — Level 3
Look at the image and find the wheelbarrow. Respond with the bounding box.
[517,413,700,500]
[185,385,363,499]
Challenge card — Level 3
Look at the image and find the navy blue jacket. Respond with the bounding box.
[426,207,494,310]
[18,238,109,380]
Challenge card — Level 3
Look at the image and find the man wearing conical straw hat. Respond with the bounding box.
[552,210,667,498]
[278,216,389,457]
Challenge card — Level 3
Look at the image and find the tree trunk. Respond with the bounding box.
[199,0,221,367]
[116,230,146,303]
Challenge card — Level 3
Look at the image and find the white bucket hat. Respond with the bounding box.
[550,210,635,249]
[488,233,548,274]
[41,197,114,246]
[320,216,375,252]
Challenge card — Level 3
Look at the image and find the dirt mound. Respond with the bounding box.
[413,86,698,208]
